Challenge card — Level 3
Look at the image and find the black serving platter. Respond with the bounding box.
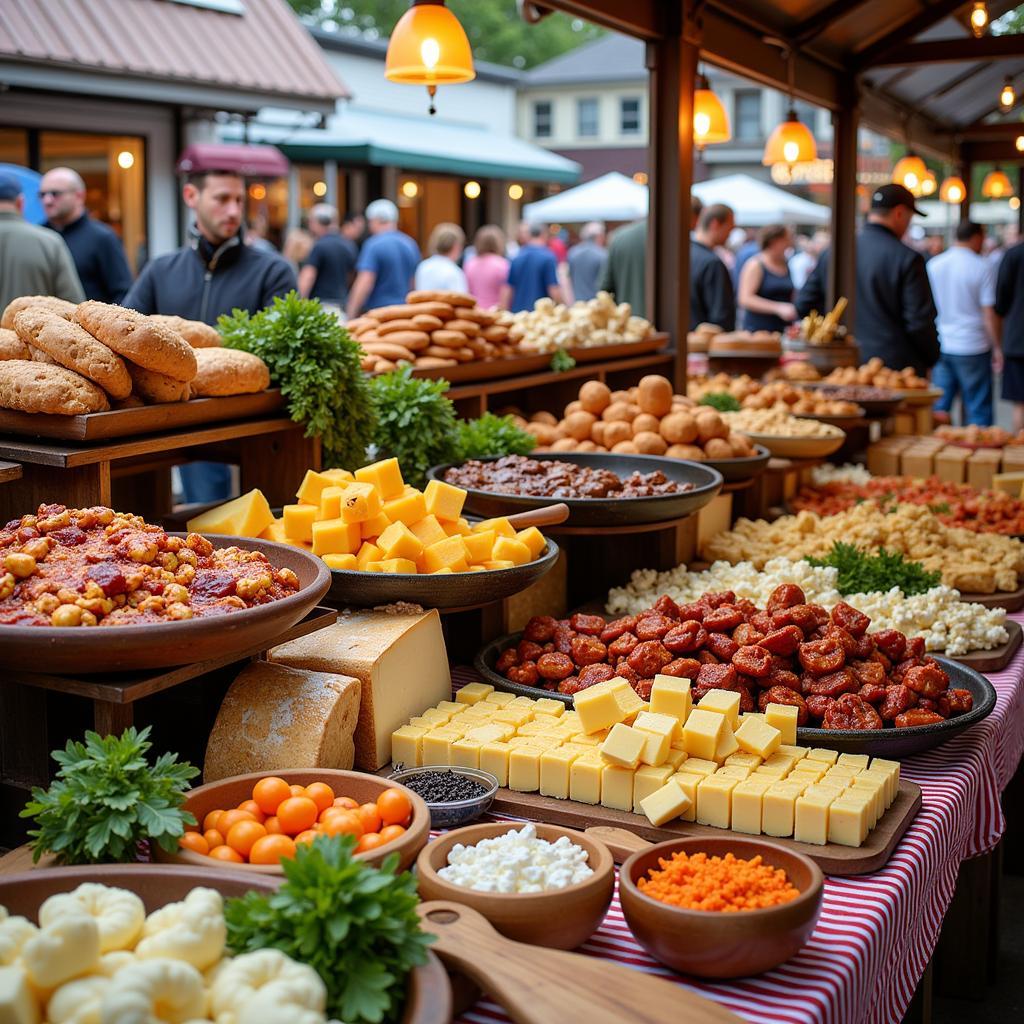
[427,452,723,528]
[475,630,574,705]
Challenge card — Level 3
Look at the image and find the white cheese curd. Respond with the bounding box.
[810,463,873,486]
[606,559,1008,655]
[438,823,593,893]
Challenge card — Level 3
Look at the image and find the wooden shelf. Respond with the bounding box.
[0,461,21,485]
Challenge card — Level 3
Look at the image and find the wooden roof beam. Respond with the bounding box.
[853,0,974,70]
[868,34,1024,65]
[962,139,1024,161]
[518,0,663,39]
[793,0,876,44]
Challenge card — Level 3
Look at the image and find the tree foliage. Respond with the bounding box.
[287,0,604,69]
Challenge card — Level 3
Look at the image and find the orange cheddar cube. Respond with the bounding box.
[422,535,469,573]
[383,490,428,526]
[338,482,383,524]
[378,520,425,562]
[376,558,418,573]
[424,479,467,522]
[295,469,334,506]
[311,517,361,556]
[259,519,288,543]
[516,527,546,560]
[360,511,391,540]
[431,567,454,574]
[355,457,405,499]
[492,535,532,566]
[282,503,318,542]
[356,541,383,570]
[322,553,357,570]
[474,517,515,538]
[409,515,448,548]
[318,485,347,520]
[481,559,515,570]
[462,529,495,564]
[320,468,355,485]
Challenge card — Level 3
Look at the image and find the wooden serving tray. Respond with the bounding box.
[568,332,669,363]
[488,780,921,876]
[0,389,284,441]
[953,620,1023,673]
[960,583,1024,613]
[409,352,552,384]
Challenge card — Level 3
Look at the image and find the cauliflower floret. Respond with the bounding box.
[21,912,100,989]
[134,890,224,972]
[48,974,109,1024]
[209,950,326,1024]
[99,957,204,1024]
[41,884,145,954]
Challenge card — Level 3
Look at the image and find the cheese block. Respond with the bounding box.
[187,488,274,538]
[203,663,360,782]
[269,609,451,770]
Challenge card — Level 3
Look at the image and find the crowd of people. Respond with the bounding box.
[2,164,1023,432]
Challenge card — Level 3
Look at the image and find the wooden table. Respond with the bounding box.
[0,461,21,485]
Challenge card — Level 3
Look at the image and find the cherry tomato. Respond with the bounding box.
[252,776,291,816]
[249,834,297,865]
[304,782,335,813]
[276,796,318,835]
[227,819,267,858]
[208,845,244,863]
[377,788,413,827]
[236,799,266,824]
[356,832,387,854]
[178,832,209,855]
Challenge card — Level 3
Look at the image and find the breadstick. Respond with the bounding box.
[362,341,416,361]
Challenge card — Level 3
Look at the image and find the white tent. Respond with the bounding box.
[692,174,830,227]
[523,171,648,223]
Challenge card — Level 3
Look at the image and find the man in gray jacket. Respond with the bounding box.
[0,171,84,311]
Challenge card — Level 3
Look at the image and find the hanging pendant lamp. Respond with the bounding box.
[982,167,1013,199]
[693,73,731,147]
[762,42,816,166]
[892,154,928,192]
[939,175,967,204]
[385,0,475,115]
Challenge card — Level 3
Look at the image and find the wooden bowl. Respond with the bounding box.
[415,822,614,949]
[619,836,823,978]
[154,769,430,873]
[0,865,451,1024]
[739,429,845,459]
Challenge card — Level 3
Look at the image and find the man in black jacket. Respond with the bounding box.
[123,170,295,324]
[796,184,939,374]
[995,239,1024,430]
[691,203,736,331]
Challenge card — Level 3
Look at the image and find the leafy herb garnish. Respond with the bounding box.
[808,541,941,597]
[699,392,742,412]
[550,348,576,372]
[456,411,536,461]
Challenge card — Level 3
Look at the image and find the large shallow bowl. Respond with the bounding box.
[427,452,723,528]
[0,534,331,674]
[0,864,451,1024]
[154,769,430,873]
[415,821,615,949]
[475,630,572,705]
[803,383,903,417]
[739,429,845,459]
[619,836,823,978]
[326,536,560,609]
[701,444,772,483]
[797,657,996,758]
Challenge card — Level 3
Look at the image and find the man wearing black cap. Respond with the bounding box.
[796,184,939,375]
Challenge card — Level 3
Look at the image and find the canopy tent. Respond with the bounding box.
[522,171,647,223]
[691,175,830,227]
[913,200,1016,229]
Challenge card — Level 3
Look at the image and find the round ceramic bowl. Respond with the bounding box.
[389,766,498,828]
[0,865,451,1024]
[739,429,845,459]
[153,769,430,873]
[619,836,823,978]
[701,444,772,483]
[416,822,615,950]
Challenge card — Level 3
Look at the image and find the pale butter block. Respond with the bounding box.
[480,742,512,786]
[670,772,700,821]
[764,703,798,745]
[269,609,451,771]
[633,764,673,813]
[640,779,693,826]
[650,675,692,723]
[696,774,737,828]
[682,708,725,760]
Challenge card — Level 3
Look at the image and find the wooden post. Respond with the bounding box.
[1018,167,1024,235]
[960,158,972,225]
[829,83,860,325]
[647,3,697,394]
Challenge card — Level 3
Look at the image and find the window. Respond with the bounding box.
[794,102,818,134]
[533,101,552,139]
[577,97,599,138]
[620,97,641,135]
[734,90,762,141]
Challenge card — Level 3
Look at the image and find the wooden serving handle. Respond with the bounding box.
[505,503,570,529]
[416,900,741,1024]
[584,826,655,863]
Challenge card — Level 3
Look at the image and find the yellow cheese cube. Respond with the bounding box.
[533,698,564,718]
[540,747,578,798]
[806,747,839,766]
[837,753,870,772]
[436,700,464,715]
[762,783,802,837]
[794,788,835,845]
[383,490,428,526]
[334,482,382,524]
[480,742,512,786]
[574,684,625,734]
[423,479,467,521]
[355,457,404,500]
[867,758,900,806]
[600,723,647,769]
[414,708,451,726]
[462,529,495,564]
[669,773,700,821]
[320,467,354,484]
[390,725,426,767]
[632,765,673,813]
[725,752,763,769]
[516,527,546,560]
[491,535,532,566]
[633,710,682,743]
[731,777,772,834]
[788,769,826,789]
[187,488,275,538]
[561,711,581,730]
[650,675,692,723]
[421,535,469,574]
[431,567,454,574]
[457,682,494,705]
[682,708,725,760]
[680,756,718,777]
[779,744,808,761]
[378,520,425,562]
[474,516,515,538]
[509,747,541,792]
[356,541,383,570]
[259,519,288,543]
[283,503,318,542]
[311,517,361,556]
[850,777,885,827]
[372,558,416,574]
[607,677,646,723]
[764,703,799,745]
[697,689,741,729]
[638,730,670,767]
[451,738,481,769]
[717,764,752,781]
[421,730,460,766]
[762,752,797,774]
[508,736,554,750]
[481,560,515,570]
[664,748,688,770]
[828,793,871,847]
[734,717,782,759]
[640,779,693,827]
[600,765,635,811]
[408,515,448,549]
[510,695,537,709]
[296,469,334,506]
[484,691,515,706]
[322,553,357,571]
[318,485,347,521]
[856,767,893,808]
[713,727,739,763]
[569,755,603,804]
[825,764,858,779]
[696,774,737,828]
[360,512,392,540]
[492,707,533,727]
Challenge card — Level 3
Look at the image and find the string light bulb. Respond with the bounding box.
[1001,77,1016,111]
[464,180,481,199]
[970,2,989,37]
[507,183,524,200]
[116,150,134,170]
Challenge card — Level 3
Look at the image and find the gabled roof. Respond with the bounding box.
[522,33,645,87]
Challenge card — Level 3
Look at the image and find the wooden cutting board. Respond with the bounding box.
[960,584,1024,613]
[488,780,921,876]
[952,620,1022,674]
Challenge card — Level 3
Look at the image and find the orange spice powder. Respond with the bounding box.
[637,850,800,912]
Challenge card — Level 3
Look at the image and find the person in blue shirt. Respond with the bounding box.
[345,199,420,316]
[298,203,357,309]
[500,222,564,312]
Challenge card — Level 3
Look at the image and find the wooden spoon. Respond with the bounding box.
[505,503,569,529]
[583,826,656,863]
[416,900,741,1024]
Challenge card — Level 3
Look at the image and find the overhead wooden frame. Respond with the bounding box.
[852,0,980,70]
[868,34,1024,65]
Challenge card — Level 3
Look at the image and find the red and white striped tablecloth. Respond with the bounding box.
[450,614,1024,1024]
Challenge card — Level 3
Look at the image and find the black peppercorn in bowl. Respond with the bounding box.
[389,766,499,828]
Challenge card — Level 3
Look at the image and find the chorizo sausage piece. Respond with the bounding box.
[830,601,871,637]
[627,640,673,677]
[636,613,676,641]
[825,625,857,656]
[652,595,681,620]
[879,684,917,722]
[823,693,883,730]
[759,625,804,656]
[758,685,808,725]
[703,605,745,632]
[696,662,739,690]
[557,676,584,694]
[664,621,708,654]
[615,662,640,687]
[772,604,818,633]
[765,667,801,691]
[537,652,574,681]
[801,668,858,698]
[706,633,739,662]
[600,616,637,644]
[703,590,737,609]
[523,615,558,643]
[947,688,974,715]
[517,640,544,662]
[871,629,907,662]
[661,657,701,679]
[732,623,765,647]
[809,604,830,627]
[570,635,609,667]
[916,697,938,712]
[732,644,773,678]
[804,694,836,720]
[798,638,846,675]
[506,662,540,686]
[554,629,577,657]
[766,583,806,612]
[851,633,876,660]
[906,636,926,659]
[634,678,655,701]
[570,613,606,636]
[858,683,887,704]
[750,611,775,634]
[895,709,945,729]
[733,685,755,713]
[902,663,949,699]
[851,660,886,687]
[697,650,720,665]
[578,663,616,686]
[608,632,640,660]
[496,648,519,674]
[935,695,951,718]
[676,602,706,623]
[735,598,758,621]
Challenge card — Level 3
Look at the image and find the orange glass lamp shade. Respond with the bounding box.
[939,176,966,204]
[385,1,475,113]
[892,154,927,192]
[982,168,1013,199]
[762,110,816,166]
[919,171,937,196]
[693,76,731,147]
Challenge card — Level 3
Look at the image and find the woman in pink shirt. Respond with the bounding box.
[465,225,510,309]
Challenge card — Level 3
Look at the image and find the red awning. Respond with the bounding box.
[176,144,290,179]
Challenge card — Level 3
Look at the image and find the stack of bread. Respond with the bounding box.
[0,296,270,415]
[347,289,516,374]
